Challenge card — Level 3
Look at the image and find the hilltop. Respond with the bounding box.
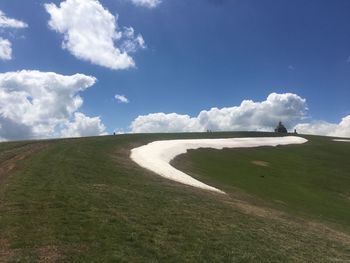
[0,132,350,262]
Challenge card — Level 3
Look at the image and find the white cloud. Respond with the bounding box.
[0,70,107,141]
[130,0,162,8]
[45,0,145,70]
[61,112,107,138]
[115,94,129,103]
[0,38,12,60]
[120,27,146,53]
[131,113,201,133]
[0,10,28,29]
[0,10,28,61]
[295,115,350,138]
[131,93,307,133]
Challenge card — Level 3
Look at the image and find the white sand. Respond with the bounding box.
[333,139,350,142]
[130,136,308,194]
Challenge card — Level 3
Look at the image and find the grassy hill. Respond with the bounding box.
[0,132,350,262]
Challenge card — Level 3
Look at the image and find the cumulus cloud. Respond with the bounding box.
[0,10,28,29]
[131,93,307,133]
[130,0,162,8]
[115,94,129,103]
[132,113,201,133]
[45,0,145,70]
[61,112,107,138]
[0,70,107,141]
[295,115,350,138]
[0,38,12,60]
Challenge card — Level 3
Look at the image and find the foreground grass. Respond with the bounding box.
[0,132,349,262]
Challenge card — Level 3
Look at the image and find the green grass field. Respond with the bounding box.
[173,135,350,230]
[0,132,350,262]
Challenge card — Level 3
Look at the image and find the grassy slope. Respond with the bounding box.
[173,135,350,230]
[0,132,349,262]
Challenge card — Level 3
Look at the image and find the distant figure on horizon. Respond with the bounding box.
[275,121,288,133]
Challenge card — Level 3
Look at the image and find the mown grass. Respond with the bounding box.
[0,132,349,262]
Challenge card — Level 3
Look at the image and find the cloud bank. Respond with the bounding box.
[295,116,350,138]
[131,93,307,133]
[45,0,145,70]
[130,0,162,8]
[130,92,350,138]
[0,70,106,141]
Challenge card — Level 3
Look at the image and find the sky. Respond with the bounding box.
[1,0,350,140]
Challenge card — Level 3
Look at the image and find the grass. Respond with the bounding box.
[172,135,350,230]
[0,132,349,262]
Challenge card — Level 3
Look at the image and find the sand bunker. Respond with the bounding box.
[131,136,308,194]
[333,139,350,142]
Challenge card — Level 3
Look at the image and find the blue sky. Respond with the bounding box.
[1,0,350,139]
